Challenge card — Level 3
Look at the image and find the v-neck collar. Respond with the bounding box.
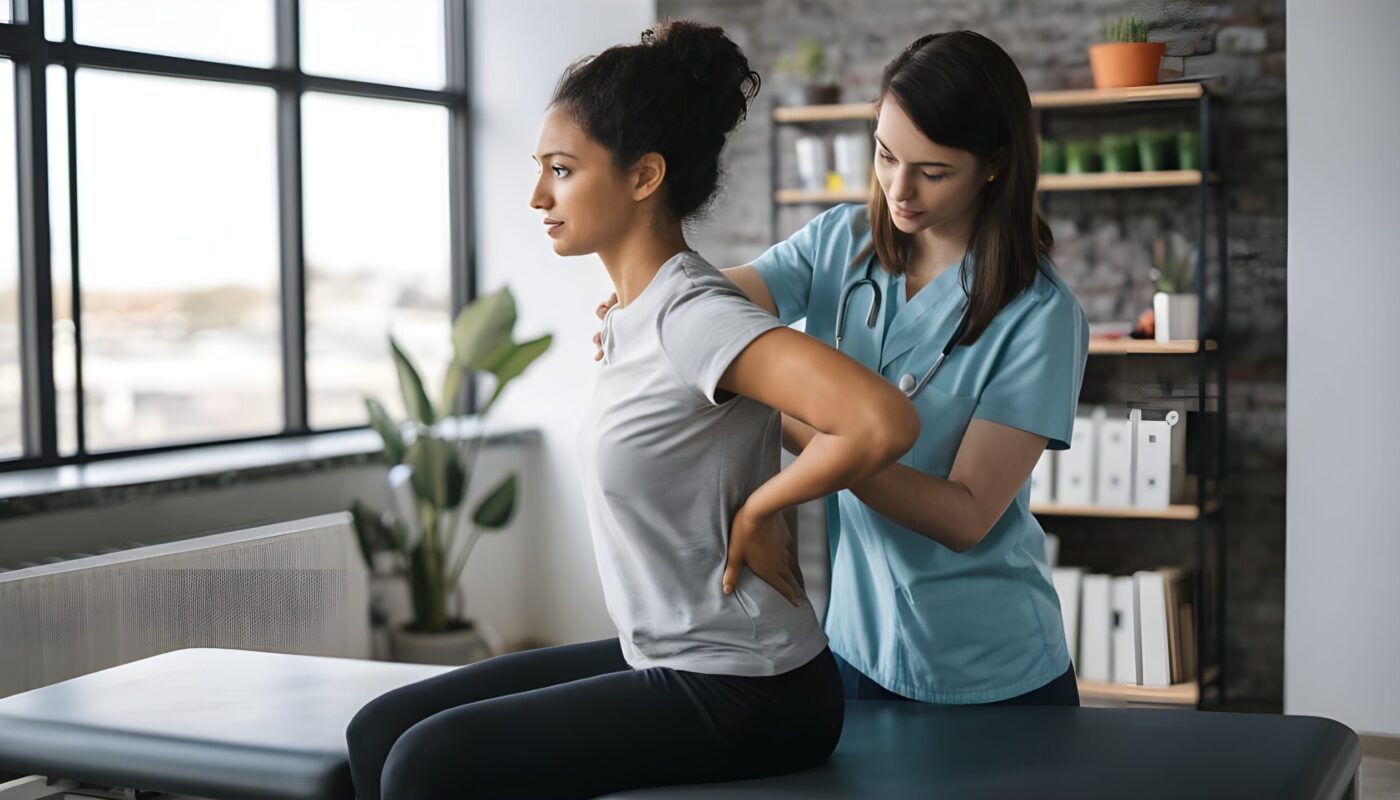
[881,258,968,372]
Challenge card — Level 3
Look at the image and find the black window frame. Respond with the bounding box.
[0,0,475,472]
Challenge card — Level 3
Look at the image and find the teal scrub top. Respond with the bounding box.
[752,204,1089,704]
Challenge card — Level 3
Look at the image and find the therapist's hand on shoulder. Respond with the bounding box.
[724,504,803,607]
[593,293,619,361]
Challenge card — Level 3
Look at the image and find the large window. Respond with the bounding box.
[0,0,471,468]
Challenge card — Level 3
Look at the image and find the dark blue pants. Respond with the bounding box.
[347,639,844,799]
[834,651,1081,706]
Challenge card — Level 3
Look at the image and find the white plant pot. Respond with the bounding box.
[794,136,829,192]
[390,621,494,666]
[1153,292,1199,343]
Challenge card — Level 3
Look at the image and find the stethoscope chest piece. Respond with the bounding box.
[897,373,917,394]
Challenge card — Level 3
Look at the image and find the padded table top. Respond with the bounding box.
[0,648,449,800]
[0,648,1360,800]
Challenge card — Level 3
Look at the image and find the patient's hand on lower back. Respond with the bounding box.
[593,293,619,362]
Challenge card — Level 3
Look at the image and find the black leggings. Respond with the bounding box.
[346,639,844,799]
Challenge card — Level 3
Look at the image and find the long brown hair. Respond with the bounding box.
[856,31,1053,345]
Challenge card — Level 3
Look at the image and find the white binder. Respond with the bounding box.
[1134,568,1186,688]
[1111,575,1140,685]
[1134,409,1186,509]
[1055,411,1098,506]
[1052,567,1085,666]
[1095,411,1135,507]
[1079,574,1113,682]
[1030,449,1056,505]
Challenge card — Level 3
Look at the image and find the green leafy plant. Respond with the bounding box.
[1105,15,1149,43]
[776,38,832,83]
[1151,235,1194,295]
[351,287,552,634]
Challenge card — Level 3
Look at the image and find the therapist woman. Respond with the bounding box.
[595,30,1089,706]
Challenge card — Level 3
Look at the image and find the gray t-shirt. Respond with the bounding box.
[578,250,828,676]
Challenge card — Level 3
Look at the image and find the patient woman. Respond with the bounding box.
[346,21,918,799]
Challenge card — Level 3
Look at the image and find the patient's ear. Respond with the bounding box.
[629,152,667,203]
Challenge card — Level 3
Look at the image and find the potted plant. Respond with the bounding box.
[1100,133,1140,172]
[1089,16,1166,89]
[1137,128,1176,172]
[1064,139,1100,174]
[775,38,841,106]
[1039,138,1065,175]
[1177,130,1201,171]
[351,287,552,665]
[1150,235,1198,343]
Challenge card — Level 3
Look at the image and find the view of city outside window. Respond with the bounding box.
[74,69,282,451]
[301,0,445,90]
[0,58,20,459]
[302,92,451,430]
[72,0,275,67]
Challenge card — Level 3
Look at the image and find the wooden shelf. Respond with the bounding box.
[1040,170,1213,191]
[774,188,868,205]
[1031,500,1220,520]
[775,171,1212,205]
[1089,338,1218,355]
[1078,678,1200,706]
[771,83,1213,124]
[772,103,875,123]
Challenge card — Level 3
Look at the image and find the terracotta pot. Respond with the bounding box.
[390,620,493,666]
[1088,42,1166,89]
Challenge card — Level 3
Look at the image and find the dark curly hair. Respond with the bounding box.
[550,19,760,221]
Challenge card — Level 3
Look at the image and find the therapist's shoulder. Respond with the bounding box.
[1010,257,1088,334]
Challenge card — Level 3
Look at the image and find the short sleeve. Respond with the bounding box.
[751,204,856,326]
[659,265,787,405]
[972,283,1089,451]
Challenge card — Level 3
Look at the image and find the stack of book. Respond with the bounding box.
[1052,566,1195,688]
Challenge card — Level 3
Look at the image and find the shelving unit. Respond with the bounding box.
[770,81,1229,710]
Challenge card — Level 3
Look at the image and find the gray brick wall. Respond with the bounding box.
[660,0,1287,710]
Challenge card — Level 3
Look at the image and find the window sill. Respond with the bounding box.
[0,419,540,521]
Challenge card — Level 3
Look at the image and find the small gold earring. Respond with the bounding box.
[987,174,996,182]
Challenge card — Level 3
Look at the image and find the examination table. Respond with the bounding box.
[0,648,1361,800]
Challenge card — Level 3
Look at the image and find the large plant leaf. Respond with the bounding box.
[472,474,518,529]
[406,435,468,511]
[452,288,518,371]
[390,337,437,426]
[439,360,465,417]
[484,334,553,410]
[364,396,406,465]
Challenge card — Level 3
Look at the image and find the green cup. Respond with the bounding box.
[1040,139,1065,174]
[1177,131,1201,171]
[1064,140,1100,174]
[1137,129,1175,172]
[1100,133,1140,173]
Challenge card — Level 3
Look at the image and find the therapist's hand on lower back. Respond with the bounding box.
[724,504,803,607]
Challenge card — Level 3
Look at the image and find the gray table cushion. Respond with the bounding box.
[0,649,1360,800]
[604,701,1361,800]
[0,648,450,800]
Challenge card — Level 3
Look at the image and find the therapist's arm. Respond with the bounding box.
[783,414,1046,553]
[592,266,777,359]
[717,328,920,603]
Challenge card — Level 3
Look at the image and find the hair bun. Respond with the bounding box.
[644,19,760,134]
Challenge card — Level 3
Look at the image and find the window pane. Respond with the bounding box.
[45,0,65,41]
[76,69,281,451]
[1,3,12,24]
[0,59,20,459]
[74,0,274,66]
[301,0,445,89]
[302,93,450,429]
[48,65,77,456]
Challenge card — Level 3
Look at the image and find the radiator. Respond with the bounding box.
[0,512,370,698]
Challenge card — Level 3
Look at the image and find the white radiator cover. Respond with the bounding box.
[0,512,370,698]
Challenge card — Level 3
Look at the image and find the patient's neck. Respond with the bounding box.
[599,219,690,308]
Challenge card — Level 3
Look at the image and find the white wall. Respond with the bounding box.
[1285,0,1400,737]
[470,0,656,645]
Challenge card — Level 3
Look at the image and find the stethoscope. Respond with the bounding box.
[835,256,970,401]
